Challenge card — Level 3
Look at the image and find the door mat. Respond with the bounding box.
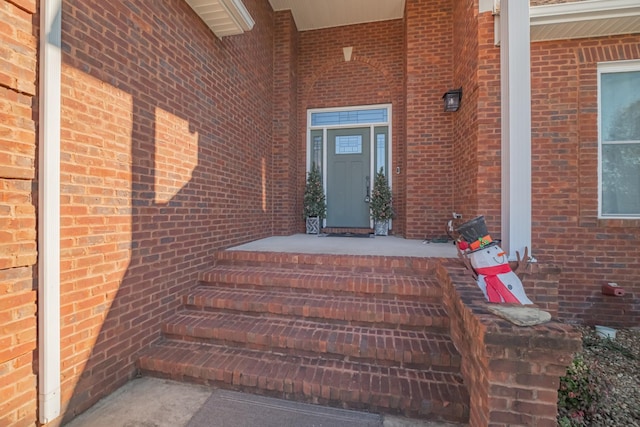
[186,389,382,427]
[325,233,373,238]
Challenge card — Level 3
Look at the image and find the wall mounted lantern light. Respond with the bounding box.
[442,87,463,112]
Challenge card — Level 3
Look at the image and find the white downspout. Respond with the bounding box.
[38,0,62,422]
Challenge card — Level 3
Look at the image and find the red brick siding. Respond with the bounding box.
[298,20,405,234]
[57,0,274,422]
[404,0,454,240]
[475,12,503,233]
[0,0,38,426]
[439,262,581,427]
[530,35,640,326]
[272,10,299,235]
[452,0,480,222]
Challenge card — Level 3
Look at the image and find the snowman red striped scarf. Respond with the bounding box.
[474,264,521,303]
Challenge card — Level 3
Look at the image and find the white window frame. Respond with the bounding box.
[597,59,640,219]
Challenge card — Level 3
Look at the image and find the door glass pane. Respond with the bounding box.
[335,135,362,154]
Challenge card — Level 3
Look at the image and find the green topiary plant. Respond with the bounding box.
[303,162,326,219]
[370,167,393,222]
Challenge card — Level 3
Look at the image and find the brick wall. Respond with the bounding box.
[475,11,503,233]
[404,0,454,240]
[297,20,405,234]
[0,0,38,426]
[438,261,581,427]
[272,10,299,235]
[451,0,480,222]
[56,0,275,422]
[529,36,640,326]
[469,10,640,326]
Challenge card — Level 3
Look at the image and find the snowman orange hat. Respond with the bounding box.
[456,216,499,253]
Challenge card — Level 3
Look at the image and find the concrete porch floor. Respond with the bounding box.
[228,234,458,258]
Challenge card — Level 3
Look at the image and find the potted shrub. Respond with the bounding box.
[370,167,393,235]
[303,162,326,234]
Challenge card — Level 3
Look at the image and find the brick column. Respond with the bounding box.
[404,0,454,239]
[272,10,299,235]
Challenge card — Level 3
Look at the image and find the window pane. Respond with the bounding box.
[601,143,640,216]
[335,135,362,154]
[376,132,386,173]
[310,130,323,173]
[600,67,640,217]
[601,71,640,142]
[311,109,388,126]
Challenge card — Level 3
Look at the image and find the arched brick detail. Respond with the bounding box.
[303,55,399,110]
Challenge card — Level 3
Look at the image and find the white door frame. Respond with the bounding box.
[307,104,393,228]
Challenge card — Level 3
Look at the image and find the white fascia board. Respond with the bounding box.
[220,0,255,31]
[530,0,640,26]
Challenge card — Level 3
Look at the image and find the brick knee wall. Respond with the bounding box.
[437,261,581,427]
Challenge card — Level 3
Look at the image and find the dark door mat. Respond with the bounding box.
[186,389,382,427]
[325,232,373,238]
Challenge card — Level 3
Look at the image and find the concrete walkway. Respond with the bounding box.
[64,377,460,427]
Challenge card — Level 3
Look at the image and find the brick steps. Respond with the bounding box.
[138,340,469,422]
[200,265,441,299]
[162,311,460,370]
[213,251,436,275]
[138,250,470,424]
[184,286,449,330]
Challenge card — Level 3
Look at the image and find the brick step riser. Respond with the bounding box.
[182,300,450,332]
[213,251,438,275]
[161,316,460,371]
[161,333,460,372]
[138,342,469,423]
[199,274,442,300]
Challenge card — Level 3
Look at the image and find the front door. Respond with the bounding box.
[326,128,371,228]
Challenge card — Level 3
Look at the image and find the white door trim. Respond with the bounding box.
[307,104,393,228]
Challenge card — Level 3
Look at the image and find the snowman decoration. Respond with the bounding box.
[456,216,532,304]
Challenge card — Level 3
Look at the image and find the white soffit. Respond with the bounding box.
[530,0,640,41]
[268,0,405,31]
[186,0,255,38]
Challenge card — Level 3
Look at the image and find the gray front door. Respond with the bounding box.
[326,128,371,228]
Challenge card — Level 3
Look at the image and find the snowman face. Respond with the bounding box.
[469,244,507,269]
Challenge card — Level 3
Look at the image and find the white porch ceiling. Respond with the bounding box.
[268,0,405,31]
[267,0,639,40]
[184,0,639,41]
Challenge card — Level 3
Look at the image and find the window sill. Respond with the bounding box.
[596,218,640,228]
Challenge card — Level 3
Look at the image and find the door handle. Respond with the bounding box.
[364,175,370,203]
